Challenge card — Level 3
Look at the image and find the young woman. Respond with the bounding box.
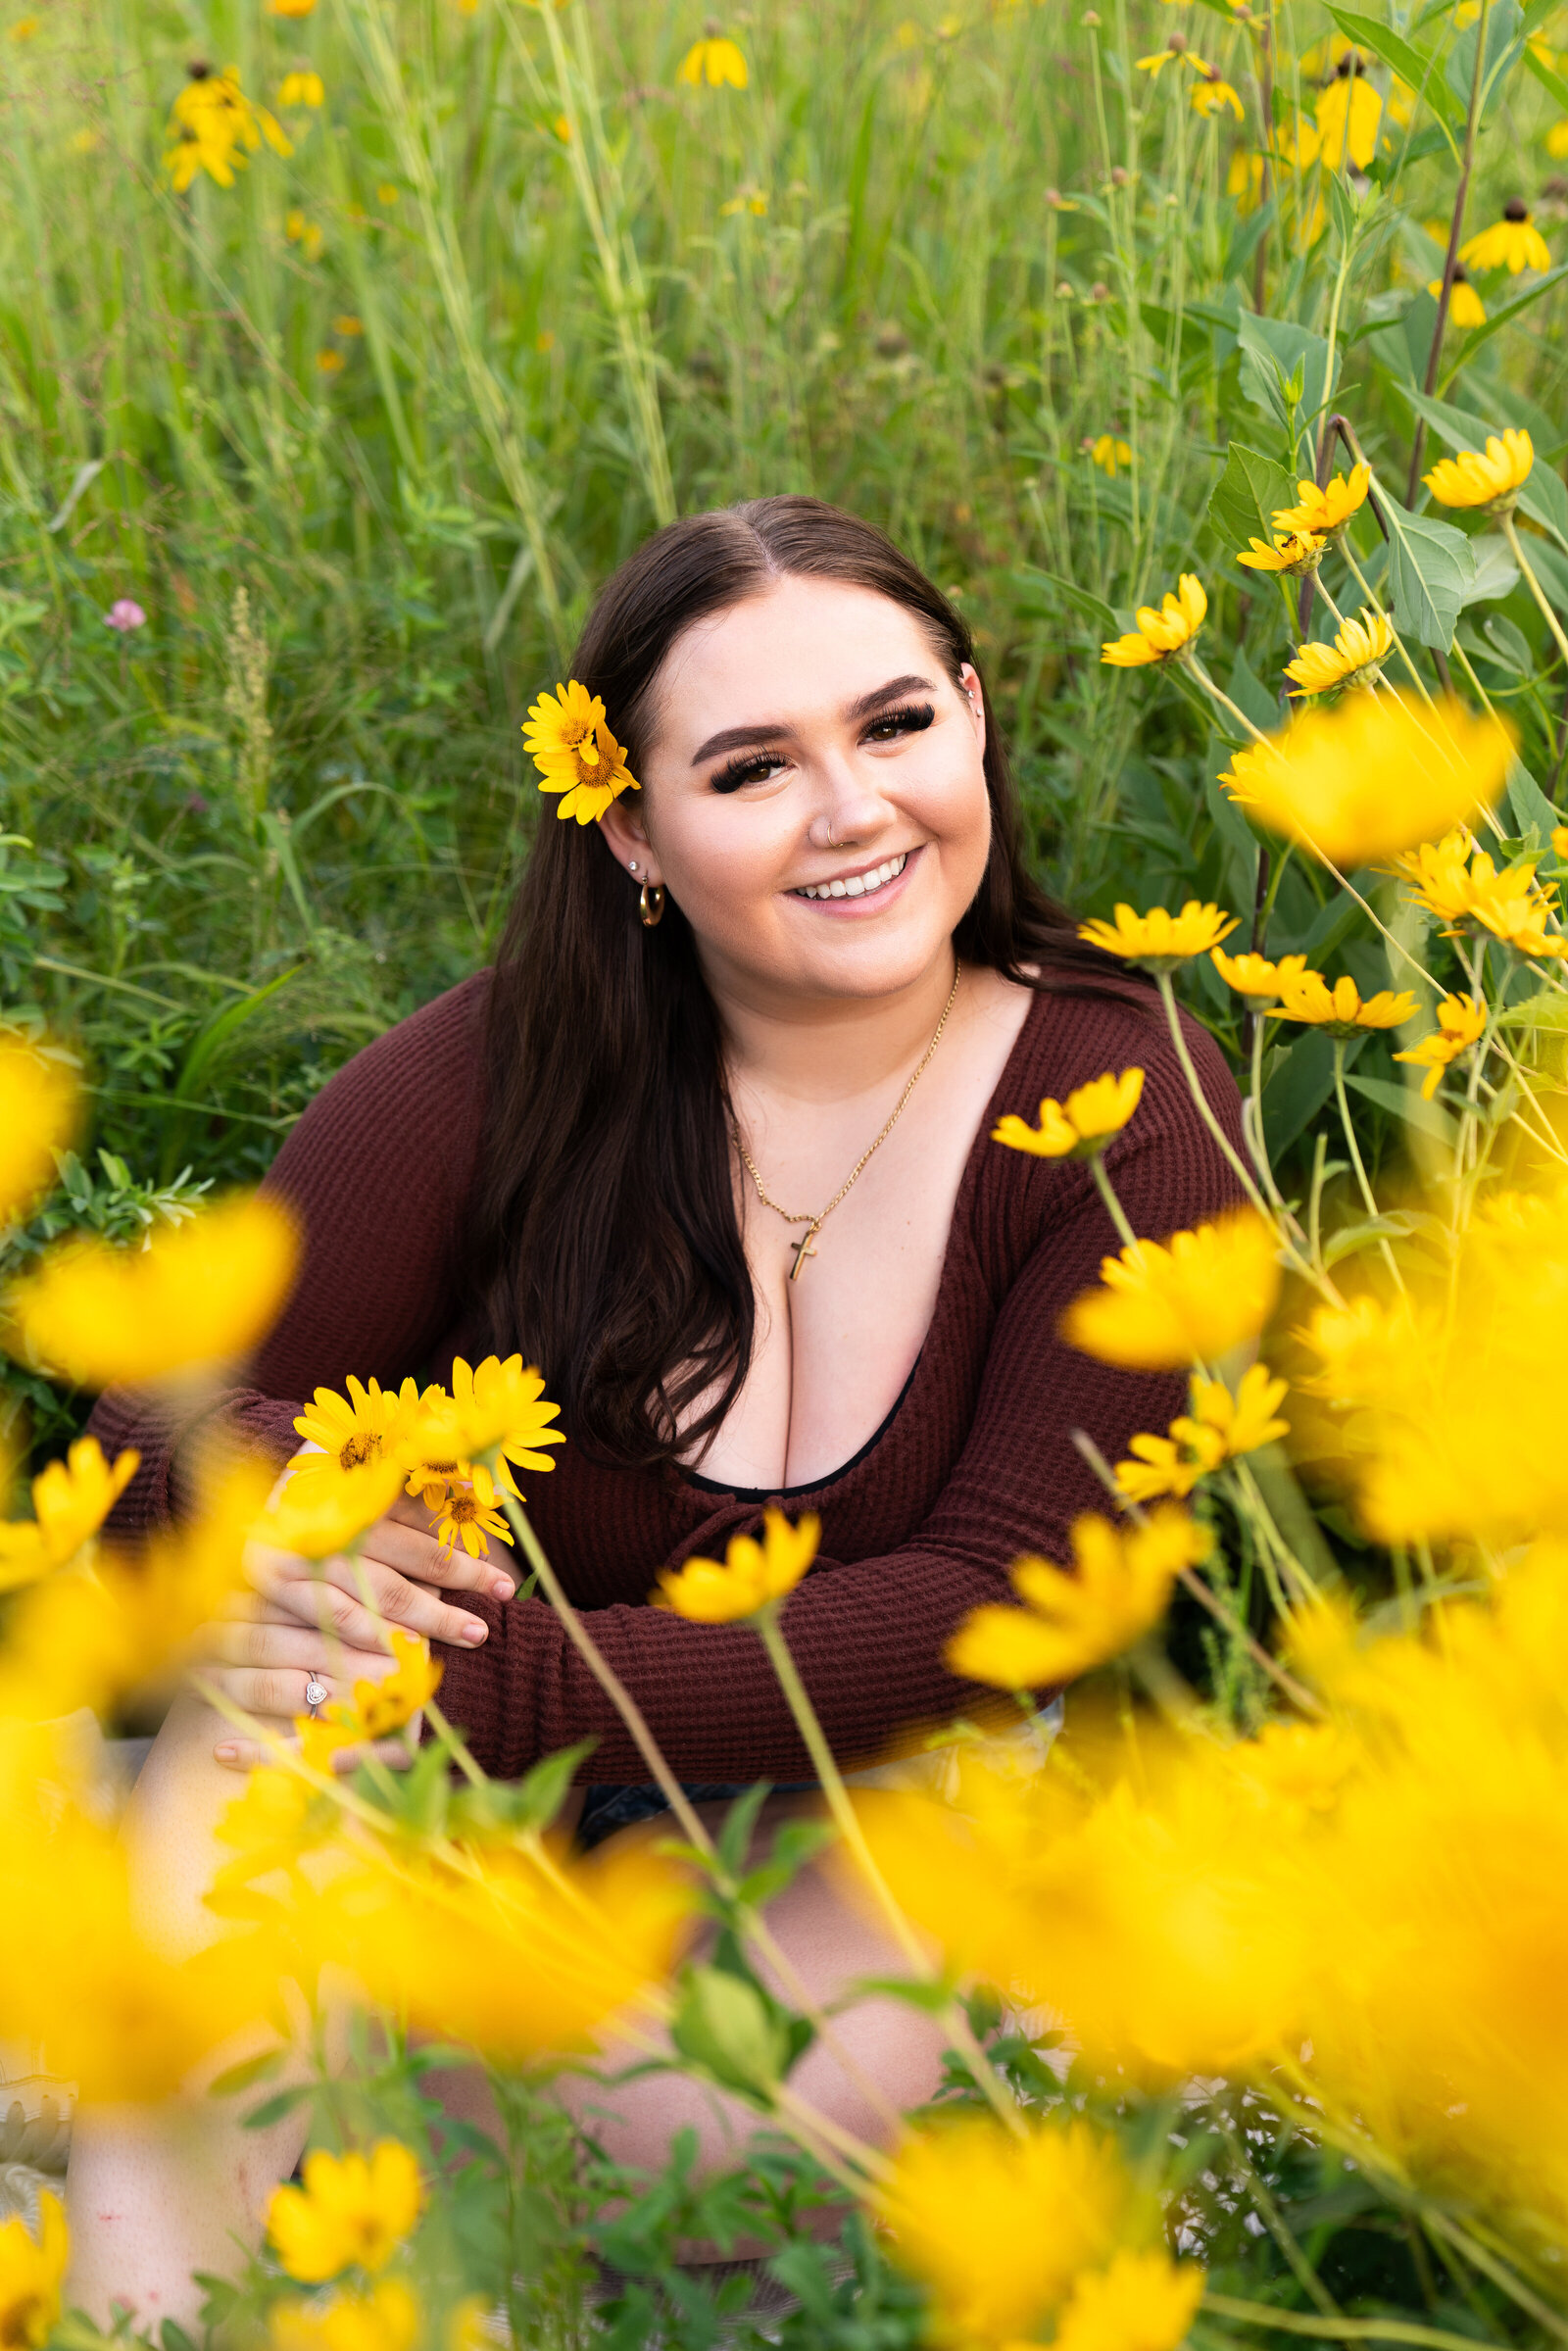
[74,497,1242,2318]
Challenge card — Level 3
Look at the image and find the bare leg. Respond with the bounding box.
[65,1693,315,2330]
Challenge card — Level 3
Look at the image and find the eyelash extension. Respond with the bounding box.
[708,701,937,793]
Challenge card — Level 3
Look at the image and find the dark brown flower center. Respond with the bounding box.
[1505,198,1529,222]
[339,1432,381,1471]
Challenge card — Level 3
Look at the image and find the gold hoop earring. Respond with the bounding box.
[639,881,665,928]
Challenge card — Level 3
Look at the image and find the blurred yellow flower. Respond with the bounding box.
[1211,947,1310,1000]
[1225,699,1510,869]
[1462,202,1551,275]
[278,70,324,106]
[272,2282,419,2351]
[259,1456,407,1560]
[1272,463,1369,539]
[333,315,364,336]
[1285,607,1394,695]
[8,1193,298,1388]
[0,1039,78,1223]
[992,1067,1145,1159]
[0,2191,68,2351]
[1424,428,1534,512]
[1314,70,1381,170]
[270,0,317,15]
[8,12,39,34]
[318,1628,441,1745]
[1137,43,1203,78]
[523,678,640,822]
[1091,432,1132,476]
[946,1506,1208,1688]
[1102,572,1206,665]
[1192,71,1243,119]
[165,66,292,192]
[375,181,399,204]
[676,35,749,87]
[1227,149,1264,212]
[1114,1363,1289,1502]
[1078,899,1237,968]
[286,209,325,261]
[0,1435,138,1592]
[1054,2250,1207,2351]
[1060,1208,1281,1370]
[317,349,345,373]
[719,184,768,215]
[1394,992,1488,1100]
[1430,269,1486,327]
[1275,970,1417,1034]
[268,2142,423,2283]
[654,1506,818,1622]
[1548,116,1568,158]
[1237,528,1323,576]
[874,2116,1137,2344]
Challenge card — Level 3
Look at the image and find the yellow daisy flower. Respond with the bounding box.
[1060,1207,1281,1370]
[1210,947,1310,1001]
[1054,2252,1207,2351]
[0,1038,78,1224]
[1394,993,1488,1100]
[278,70,324,107]
[946,1506,1210,1689]
[1424,427,1534,513]
[270,2281,419,2351]
[1192,71,1244,119]
[1274,970,1418,1034]
[676,35,749,87]
[1223,698,1510,869]
[1078,899,1238,970]
[433,1464,513,1560]
[992,1068,1145,1160]
[292,1376,425,1477]
[1284,607,1394,696]
[267,2142,423,2283]
[1102,572,1206,666]
[1430,268,1486,328]
[522,679,640,824]
[164,65,292,193]
[653,1506,818,1623]
[0,1437,139,1592]
[1314,69,1382,171]
[400,1353,564,1489]
[1461,200,1551,275]
[1272,463,1370,540]
[1236,529,1324,576]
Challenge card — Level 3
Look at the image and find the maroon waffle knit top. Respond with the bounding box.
[90,970,1245,1784]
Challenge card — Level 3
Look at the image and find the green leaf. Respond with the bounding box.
[670,1964,790,2099]
[1207,441,1298,557]
[1447,0,1524,115]
[1524,38,1568,113]
[1263,1032,1343,1159]
[1235,315,1340,463]
[242,2085,311,2131]
[1498,991,1568,1029]
[1377,487,1477,647]
[1010,566,1118,637]
[206,2048,284,2099]
[1344,1074,1459,1149]
[1326,6,1460,124]
[1400,385,1568,552]
[1507,760,1560,840]
[1443,260,1568,378]
[1459,534,1520,607]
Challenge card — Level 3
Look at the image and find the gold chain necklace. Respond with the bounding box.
[734,966,961,1282]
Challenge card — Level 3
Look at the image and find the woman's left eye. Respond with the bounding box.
[863,702,936,745]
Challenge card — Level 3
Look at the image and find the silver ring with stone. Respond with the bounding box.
[304,1675,328,1718]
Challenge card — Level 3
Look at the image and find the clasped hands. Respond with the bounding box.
[199,1477,514,1775]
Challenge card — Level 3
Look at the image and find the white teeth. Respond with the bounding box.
[795,852,907,902]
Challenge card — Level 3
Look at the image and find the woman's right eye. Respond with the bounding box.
[710,752,788,794]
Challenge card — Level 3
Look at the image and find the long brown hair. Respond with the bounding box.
[475,496,1136,1466]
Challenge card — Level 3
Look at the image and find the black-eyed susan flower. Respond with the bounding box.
[1113,1362,1290,1504]
[1101,572,1206,666]
[1272,462,1370,540]
[1236,528,1324,577]
[653,1507,818,1623]
[1078,899,1238,969]
[0,1437,139,1592]
[992,1068,1145,1159]
[946,1506,1210,1689]
[277,69,324,107]
[1284,607,1394,696]
[1228,149,1264,212]
[1314,65,1381,170]
[1136,39,1200,78]
[1210,946,1311,1000]
[1394,993,1488,1100]
[1224,697,1510,868]
[1090,431,1132,476]
[1424,427,1534,513]
[164,64,292,191]
[523,678,640,822]
[1461,199,1551,276]
[676,34,748,87]
[266,2142,423,2283]
[1192,67,1244,119]
[1430,266,1486,328]
[1060,1207,1281,1369]
[1275,970,1419,1035]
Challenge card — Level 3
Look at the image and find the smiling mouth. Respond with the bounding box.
[791,851,909,903]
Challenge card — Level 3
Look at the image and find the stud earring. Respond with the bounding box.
[628,859,639,873]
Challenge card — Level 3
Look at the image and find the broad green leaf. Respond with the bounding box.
[1447,0,1523,116]
[1480,612,1533,668]
[1235,314,1340,462]
[1207,442,1299,556]
[1498,991,1568,1029]
[1400,385,1568,552]
[1524,39,1568,114]
[1506,761,1560,841]
[1263,1032,1345,1159]
[1459,534,1520,606]
[1345,1072,1460,1149]
[1326,6,1461,124]
[1377,487,1477,647]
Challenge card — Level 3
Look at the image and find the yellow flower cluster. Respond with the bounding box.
[1395,827,1565,957]
[164,65,292,191]
[523,678,641,822]
[1114,1362,1290,1502]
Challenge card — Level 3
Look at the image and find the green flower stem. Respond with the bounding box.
[1182,652,1273,745]
[1202,2298,1509,2351]
[1088,1151,1140,1249]
[1332,1041,1404,1294]
[754,1608,1026,2137]
[1154,969,1276,1223]
[1501,512,1568,676]
[1245,1009,1288,1213]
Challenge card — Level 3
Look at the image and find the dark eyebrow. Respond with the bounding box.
[689,673,938,766]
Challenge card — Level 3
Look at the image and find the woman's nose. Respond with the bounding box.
[806,753,896,852]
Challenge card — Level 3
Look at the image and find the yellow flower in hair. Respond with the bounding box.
[1078,900,1237,970]
[1424,429,1534,514]
[992,1068,1144,1160]
[1272,463,1369,540]
[1394,993,1488,1100]
[1102,573,1206,666]
[1275,970,1418,1034]
[1285,608,1394,696]
[654,1507,818,1623]
[1236,530,1323,577]
[1461,201,1551,276]
[946,1505,1208,1690]
[523,680,640,824]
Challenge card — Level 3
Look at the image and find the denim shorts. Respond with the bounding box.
[575,1781,816,1850]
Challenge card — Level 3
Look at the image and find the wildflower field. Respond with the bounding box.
[8,0,1568,2345]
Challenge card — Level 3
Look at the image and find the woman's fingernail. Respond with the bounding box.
[490,1577,514,1601]
[216,1742,238,1761]
[461,1619,488,1644]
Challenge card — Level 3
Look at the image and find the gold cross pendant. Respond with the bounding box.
[789,1229,818,1281]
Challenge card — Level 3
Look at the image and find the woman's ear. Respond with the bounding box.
[958,662,987,761]
[597,795,661,885]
